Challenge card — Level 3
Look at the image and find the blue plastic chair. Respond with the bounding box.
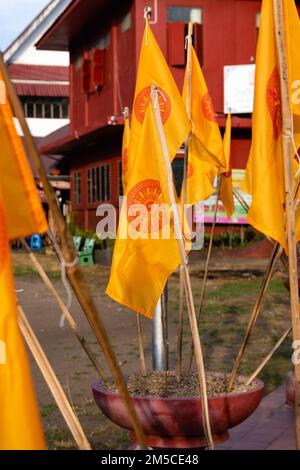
[30,234,42,250]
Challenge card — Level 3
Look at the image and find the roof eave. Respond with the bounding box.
[36,0,80,51]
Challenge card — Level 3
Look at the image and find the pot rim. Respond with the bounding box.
[92,373,264,402]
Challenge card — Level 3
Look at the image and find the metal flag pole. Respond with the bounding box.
[152,298,165,371]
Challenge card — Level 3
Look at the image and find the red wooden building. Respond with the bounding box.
[37,0,300,232]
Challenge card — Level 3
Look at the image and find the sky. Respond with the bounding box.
[0,0,50,51]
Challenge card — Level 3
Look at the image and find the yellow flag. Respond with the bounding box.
[219,114,234,218]
[106,104,180,318]
[0,72,48,240]
[183,47,225,169]
[181,46,224,206]
[242,0,300,250]
[183,139,217,205]
[121,116,130,194]
[129,22,190,169]
[0,191,46,449]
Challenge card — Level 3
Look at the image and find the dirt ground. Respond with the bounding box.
[12,249,292,450]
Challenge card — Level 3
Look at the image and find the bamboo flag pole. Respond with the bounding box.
[18,305,91,450]
[188,176,222,371]
[20,238,107,381]
[227,169,300,391]
[233,189,250,213]
[246,326,292,386]
[185,22,193,120]
[228,5,300,425]
[151,85,214,450]
[177,22,193,381]
[273,0,300,449]
[227,242,282,391]
[136,315,147,376]
[176,271,185,381]
[0,53,146,449]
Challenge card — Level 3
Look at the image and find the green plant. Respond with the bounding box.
[68,219,104,248]
[203,226,265,249]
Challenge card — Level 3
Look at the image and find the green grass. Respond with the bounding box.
[206,279,286,300]
[13,267,61,279]
[40,403,58,418]
[167,274,291,395]
[45,427,74,449]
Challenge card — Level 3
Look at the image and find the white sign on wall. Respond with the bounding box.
[224,64,255,114]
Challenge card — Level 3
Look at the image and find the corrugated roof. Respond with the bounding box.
[7,64,69,97]
[8,64,69,81]
[14,82,69,97]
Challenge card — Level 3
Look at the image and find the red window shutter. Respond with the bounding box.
[167,22,186,67]
[193,23,204,67]
[81,52,92,94]
[92,48,105,89]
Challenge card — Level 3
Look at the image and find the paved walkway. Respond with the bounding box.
[216,385,296,450]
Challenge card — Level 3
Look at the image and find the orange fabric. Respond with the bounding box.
[0,190,46,449]
[0,71,47,240]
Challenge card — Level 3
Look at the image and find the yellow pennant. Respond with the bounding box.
[182,138,217,206]
[219,114,234,218]
[242,0,300,250]
[129,21,190,172]
[0,71,48,240]
[106,104,180,318]
[181,46,224,206]
[183,46,225,170]
[0,190,46,449]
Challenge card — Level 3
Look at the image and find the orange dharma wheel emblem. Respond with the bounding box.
[202,92,217,122]
[0,204,8,275]
[134,87,171,124]
[266,67,281,140]
[127,179,167,233]
[122,148,128,175]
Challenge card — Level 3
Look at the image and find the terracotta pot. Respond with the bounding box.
[286,371,295,406]
[92,375,264,449]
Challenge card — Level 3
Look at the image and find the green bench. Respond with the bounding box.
[73,236,82,251]
[73,236,95,266]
